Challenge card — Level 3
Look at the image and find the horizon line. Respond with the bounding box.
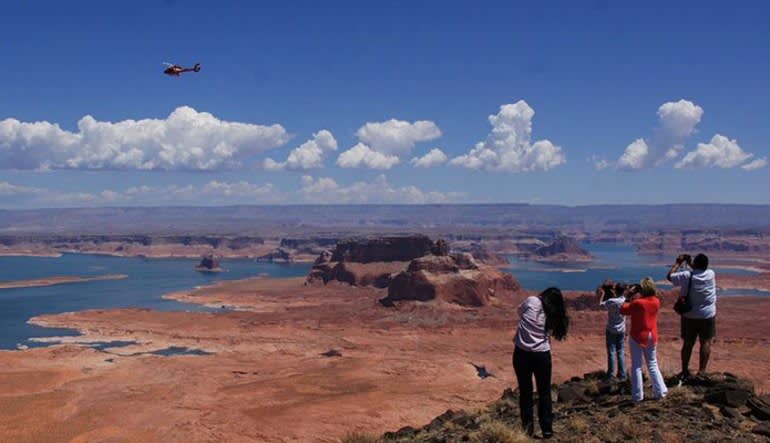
[4,202,770,211]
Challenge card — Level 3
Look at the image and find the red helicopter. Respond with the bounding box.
[163,62,201,77]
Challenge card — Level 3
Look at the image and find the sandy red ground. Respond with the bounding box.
[1,277,769,442]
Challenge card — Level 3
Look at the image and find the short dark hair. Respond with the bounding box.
[693,253,709,270]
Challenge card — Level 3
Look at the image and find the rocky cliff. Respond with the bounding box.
[257,237,340,263]
[637,230,770,255]
[307,236,520,306]
[383,253,520,307]
[0,234,269,258]
[372,372,770,442]
[331,235,434,263]
[306,235,435,288]
[533,236,593,263]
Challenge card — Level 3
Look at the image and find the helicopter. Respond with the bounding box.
[163,62,201,77]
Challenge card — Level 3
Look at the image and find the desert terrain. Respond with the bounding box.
[1,206,770,441]
[1,272,769,442]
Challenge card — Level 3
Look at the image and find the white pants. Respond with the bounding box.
[629,332,668,402]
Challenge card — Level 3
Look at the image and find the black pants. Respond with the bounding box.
[513,347,553,434]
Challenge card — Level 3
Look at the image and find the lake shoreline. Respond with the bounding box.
[0,274,128,290]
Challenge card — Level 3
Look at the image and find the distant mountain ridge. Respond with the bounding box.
[2,204,770,235]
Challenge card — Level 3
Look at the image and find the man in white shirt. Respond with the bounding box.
[667,253,717,379]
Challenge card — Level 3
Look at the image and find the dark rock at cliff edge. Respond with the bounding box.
[374,372,770,442]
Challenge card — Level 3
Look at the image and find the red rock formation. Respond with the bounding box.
[307,236,434,287]
[384,253,520,307]
[469,247,509,266]
[331,235,433,263]
[331,261,408,288]
[533,236,593,263]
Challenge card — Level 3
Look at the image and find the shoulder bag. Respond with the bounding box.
[674,275,693,315]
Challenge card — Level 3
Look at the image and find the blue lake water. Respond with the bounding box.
[0,254,311,350]
[506,242,759,292]
[0,245,763,350]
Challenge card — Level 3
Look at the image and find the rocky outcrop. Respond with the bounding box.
[378,372,770,442]
[306,249,409,288]
[256,248,292,263]
[306,236,520,303]
[430,239,449,256]
[330,261,408,288]
[279,237,338,251]
[533,236,593,263]
[637,230,770,255]
[0,234,269,258]
[469,247,509,266]
[331,235,433,263]
[257,237,338,263]
[306,236,435,287]
[383,253,520,307]
[195,254,221,272]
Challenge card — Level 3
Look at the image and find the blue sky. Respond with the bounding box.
[1,0,768,208]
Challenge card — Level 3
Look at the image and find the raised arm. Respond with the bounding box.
[667,254,686,282]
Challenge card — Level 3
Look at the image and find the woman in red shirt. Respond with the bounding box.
[620,277,668,402]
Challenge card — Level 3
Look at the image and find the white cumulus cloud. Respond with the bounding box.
[675,135,754,169]
[617,99,703,171]
[356,119,441,156]
[0,107,289,171]
[335,118,442,169]
[336,143,400,169]
[299,175,463,204]
[741,157,768,171]
[263,130,337,171]
[410,148,448,168]
[450,100,565,172]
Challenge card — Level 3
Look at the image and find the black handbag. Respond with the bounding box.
[674,275,693,315]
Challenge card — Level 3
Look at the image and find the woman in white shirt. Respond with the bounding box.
[513,287,570,439]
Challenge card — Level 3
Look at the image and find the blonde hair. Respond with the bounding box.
[640,277,657,296]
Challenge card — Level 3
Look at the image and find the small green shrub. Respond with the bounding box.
[468,421,531,443]
[340,431,382,443]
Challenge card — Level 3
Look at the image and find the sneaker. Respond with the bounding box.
[676,371,692,383]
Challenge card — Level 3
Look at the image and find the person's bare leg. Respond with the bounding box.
[698,338,712,374]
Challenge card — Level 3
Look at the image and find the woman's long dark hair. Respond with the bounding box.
[539,287,569,341]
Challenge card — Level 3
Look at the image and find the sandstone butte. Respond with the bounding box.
[0,237,769,442]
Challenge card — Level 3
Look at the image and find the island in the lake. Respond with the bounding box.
[0,274,128,290]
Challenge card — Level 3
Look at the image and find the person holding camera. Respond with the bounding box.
[667,253,717,379]
[513,287,570,439]
[620,277,668,402]
[597,280,628,381]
